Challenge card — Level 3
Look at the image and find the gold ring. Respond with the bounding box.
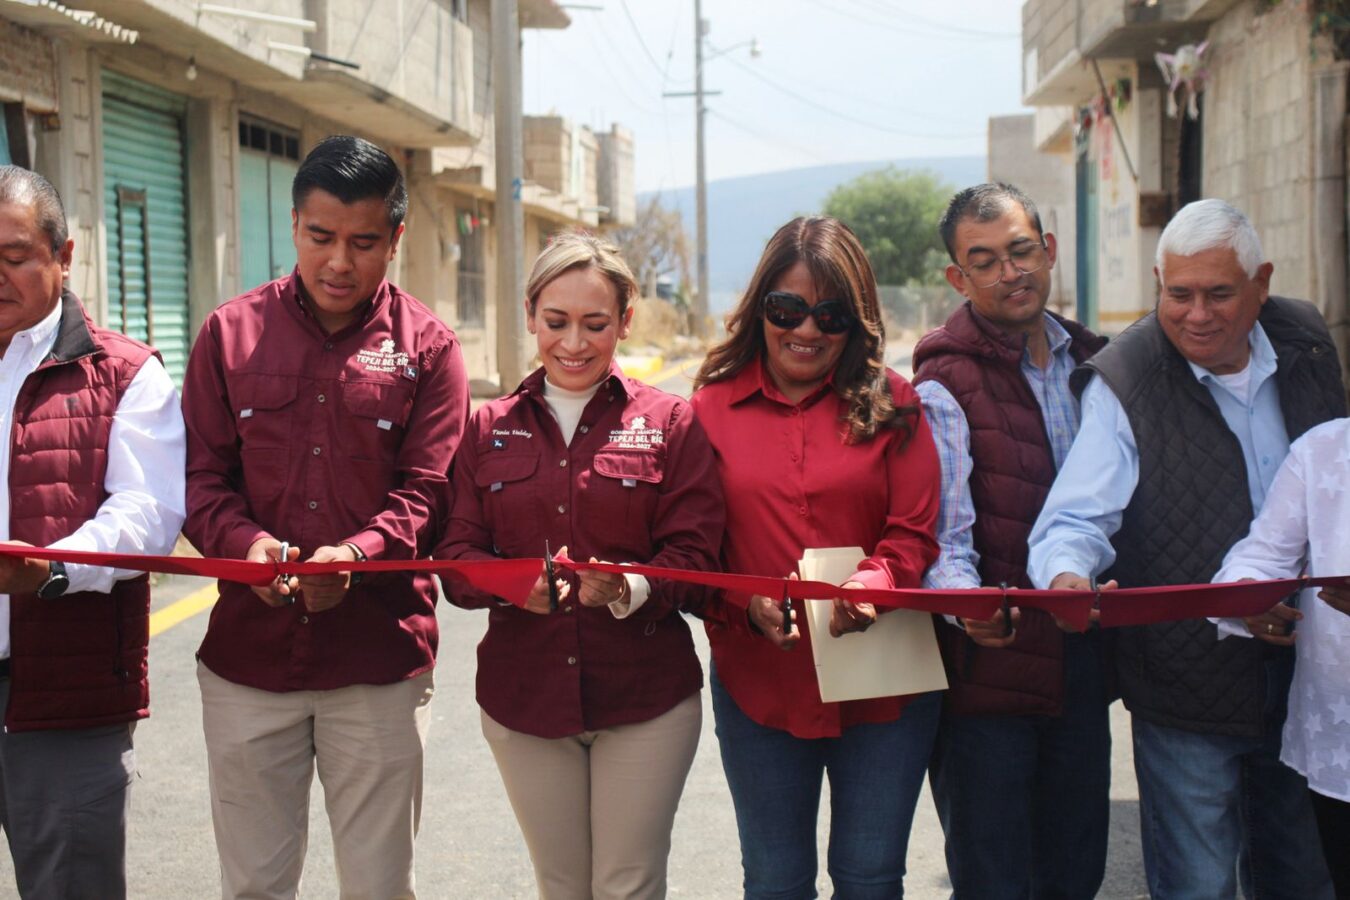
[1266,623,1276,635]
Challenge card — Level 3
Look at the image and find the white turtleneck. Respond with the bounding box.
[541,378,650,617]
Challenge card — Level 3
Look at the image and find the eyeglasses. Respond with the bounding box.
[762,291,856,335]
[957,240,1049,289]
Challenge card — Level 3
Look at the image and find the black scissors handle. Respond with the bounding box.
[999,581,1013,638]
[780,582,793,639]
[544,541,559,613]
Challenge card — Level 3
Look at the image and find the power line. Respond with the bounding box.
[817,0,1018,41]
[617,0,669,81]
[720,53,984,141]
[706,106,830,165]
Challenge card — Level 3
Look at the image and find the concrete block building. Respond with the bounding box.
[0,0,635,385]
[1019,0,1350,374]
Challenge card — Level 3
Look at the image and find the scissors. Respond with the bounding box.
[781,582,793,639]
[544,540,560,613]
[276,540,295,605]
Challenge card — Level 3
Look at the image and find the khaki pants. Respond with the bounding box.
[482,693,702,900]
[198,661,433,900]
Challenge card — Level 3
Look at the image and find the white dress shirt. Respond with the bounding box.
[1027,323,1288,602]
[0,301,187,658]
[1213,417,1350,801]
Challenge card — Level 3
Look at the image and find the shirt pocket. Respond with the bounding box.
[230,374,299,506]
[340,379,416,464]
[586,449,664,549]
[473,448,540,545]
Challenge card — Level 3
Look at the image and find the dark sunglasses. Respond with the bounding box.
[762,291,856,335]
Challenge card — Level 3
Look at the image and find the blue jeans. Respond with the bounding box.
[1132,658,1333,900]
[929,632,1111,900]
[711,668,941,900]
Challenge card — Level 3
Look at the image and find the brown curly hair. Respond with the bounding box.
[693,216,916,445]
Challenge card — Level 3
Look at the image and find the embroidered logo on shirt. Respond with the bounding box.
[356,338,411,374]
[607,416,663,450]
[491,437,507,450]
[492,428,533,440]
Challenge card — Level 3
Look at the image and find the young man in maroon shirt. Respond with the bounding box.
[182,136,469,899]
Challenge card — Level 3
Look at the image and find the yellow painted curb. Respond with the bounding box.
[149,584,218,638]
[619,354,665,381]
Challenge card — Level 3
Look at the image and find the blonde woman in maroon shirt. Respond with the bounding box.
[690,216,943,899]
[438,231,725,900]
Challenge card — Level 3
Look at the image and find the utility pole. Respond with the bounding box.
[492,0,527,390]
[692,0,709,337]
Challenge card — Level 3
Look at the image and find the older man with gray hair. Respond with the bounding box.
[1028,198,1343,899]
[0,165,185,898]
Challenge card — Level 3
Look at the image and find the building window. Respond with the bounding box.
[237,117,301,290]
[456,208,486,327]
[0,104,30,169]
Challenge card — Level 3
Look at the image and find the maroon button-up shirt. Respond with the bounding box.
[690,360,941,739]
[183,272,469,692]
[437,365,725,739]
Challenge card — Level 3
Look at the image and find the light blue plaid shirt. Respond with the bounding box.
[918,314,1082,591]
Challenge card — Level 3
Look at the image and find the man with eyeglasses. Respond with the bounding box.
[1028,199,1341,898]
[912,182,1110,899]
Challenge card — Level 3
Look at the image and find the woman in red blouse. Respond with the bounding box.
[690,216,943,899]
[438,232,725,900]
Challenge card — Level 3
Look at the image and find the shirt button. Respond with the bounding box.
[557,504,566,514]
[579,425,589,434]
[313,446,322,456]
[308,500,318,510]
[324,342,334,351]
[799,505,808,516]
[567,656,577,665]
[559,459,568,468]
[300,615,309,624]
[317,393,326,403]
[564,605,573,614]
[791,408,802,417]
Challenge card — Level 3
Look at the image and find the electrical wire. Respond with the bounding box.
[721,53,984,140]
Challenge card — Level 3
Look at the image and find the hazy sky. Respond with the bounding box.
[522,0,1028,194]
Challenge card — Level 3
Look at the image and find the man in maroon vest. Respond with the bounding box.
[0,165,186,898]
[913,183,1109,899]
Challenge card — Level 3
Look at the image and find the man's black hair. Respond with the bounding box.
[0,165,68,254]
[939,182,1044,262]
[292,135,407,232]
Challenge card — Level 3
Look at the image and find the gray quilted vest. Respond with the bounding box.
[1069,296,1345,736]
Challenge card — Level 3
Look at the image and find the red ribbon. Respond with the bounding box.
[1,543,1345,631]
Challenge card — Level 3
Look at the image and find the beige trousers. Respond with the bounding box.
[482,693,702,900]
[198,661,434,900]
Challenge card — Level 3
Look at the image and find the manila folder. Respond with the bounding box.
[800,547,948,703]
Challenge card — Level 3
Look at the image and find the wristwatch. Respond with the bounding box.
[36,561,70,599]
[342,542,366,587]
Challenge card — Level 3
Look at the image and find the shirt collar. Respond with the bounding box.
[285,268,390,337]
[514,359,632,401]
[12,300,63,362]
[725,356,836,408]
[1186,321,1277,389]
[1042,313,1073,356]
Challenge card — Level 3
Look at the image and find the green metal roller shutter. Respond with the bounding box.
[101,70,191,383]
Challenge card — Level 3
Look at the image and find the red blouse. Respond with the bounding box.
[689,360,941,738]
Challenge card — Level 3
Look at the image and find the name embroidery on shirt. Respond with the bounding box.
[607,415,663,450]
[356,338,411,374]
[491,428,534,441]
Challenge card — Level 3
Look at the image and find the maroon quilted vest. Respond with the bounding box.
[6,290,156,732]
[913,302,1104,716]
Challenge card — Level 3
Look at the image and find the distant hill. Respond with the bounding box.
[642,156,985,312]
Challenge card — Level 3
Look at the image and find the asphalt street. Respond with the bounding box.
[0,354,1150,898]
